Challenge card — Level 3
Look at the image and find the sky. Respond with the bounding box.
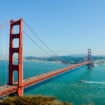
[0,0,105,56]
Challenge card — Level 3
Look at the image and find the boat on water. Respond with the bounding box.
[80,80,87,83]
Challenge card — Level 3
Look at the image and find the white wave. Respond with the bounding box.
[80,80,105,84]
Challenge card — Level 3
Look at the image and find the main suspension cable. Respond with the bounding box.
[0,19,21,29]
[0,20,10,27]
[23,31,62,62]
[23,21,68,64]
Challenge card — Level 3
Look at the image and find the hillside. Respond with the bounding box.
[0,95,73,105]
[24,55,105,64]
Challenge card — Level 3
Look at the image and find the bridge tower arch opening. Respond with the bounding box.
[9,19,23,96]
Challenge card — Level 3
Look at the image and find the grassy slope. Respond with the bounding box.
[0,95,73,105]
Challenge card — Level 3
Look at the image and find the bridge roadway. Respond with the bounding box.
[0,62,90,97]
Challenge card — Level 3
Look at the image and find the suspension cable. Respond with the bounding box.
[0,20,10,27]
[23,21,68,64]
[0,19,68,64]
[0,19,21,29]
[23,31,62,62]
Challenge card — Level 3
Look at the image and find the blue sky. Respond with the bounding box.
[0,0,105,56]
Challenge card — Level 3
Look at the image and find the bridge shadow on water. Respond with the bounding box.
[24,66,87,93]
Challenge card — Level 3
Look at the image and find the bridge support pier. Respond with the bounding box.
[9,19,24,96]
[18,86,24,96]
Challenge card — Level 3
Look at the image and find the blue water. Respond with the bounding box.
[24,64,105,105]
[1,61,105,105]
[0,61,68,86]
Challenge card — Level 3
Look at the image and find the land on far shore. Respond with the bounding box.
[24,55,105,65]
[0,54,105,65]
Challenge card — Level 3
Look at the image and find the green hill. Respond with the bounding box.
[0,95,73,105]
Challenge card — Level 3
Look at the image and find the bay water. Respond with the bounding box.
[1,61,105,105]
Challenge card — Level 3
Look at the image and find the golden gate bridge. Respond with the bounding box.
[0,19,92,97]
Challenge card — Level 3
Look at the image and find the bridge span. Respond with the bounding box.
[0,62,91,98]
[0,19,93,98]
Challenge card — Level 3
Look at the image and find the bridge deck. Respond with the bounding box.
[0,62,89,97]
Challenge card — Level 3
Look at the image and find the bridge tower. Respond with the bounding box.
[9,19,23,96]
[87,49,92,68]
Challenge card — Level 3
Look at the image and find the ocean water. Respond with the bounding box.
[1,61,105,105]
[0,61,68,86]
[24,64,105,105]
